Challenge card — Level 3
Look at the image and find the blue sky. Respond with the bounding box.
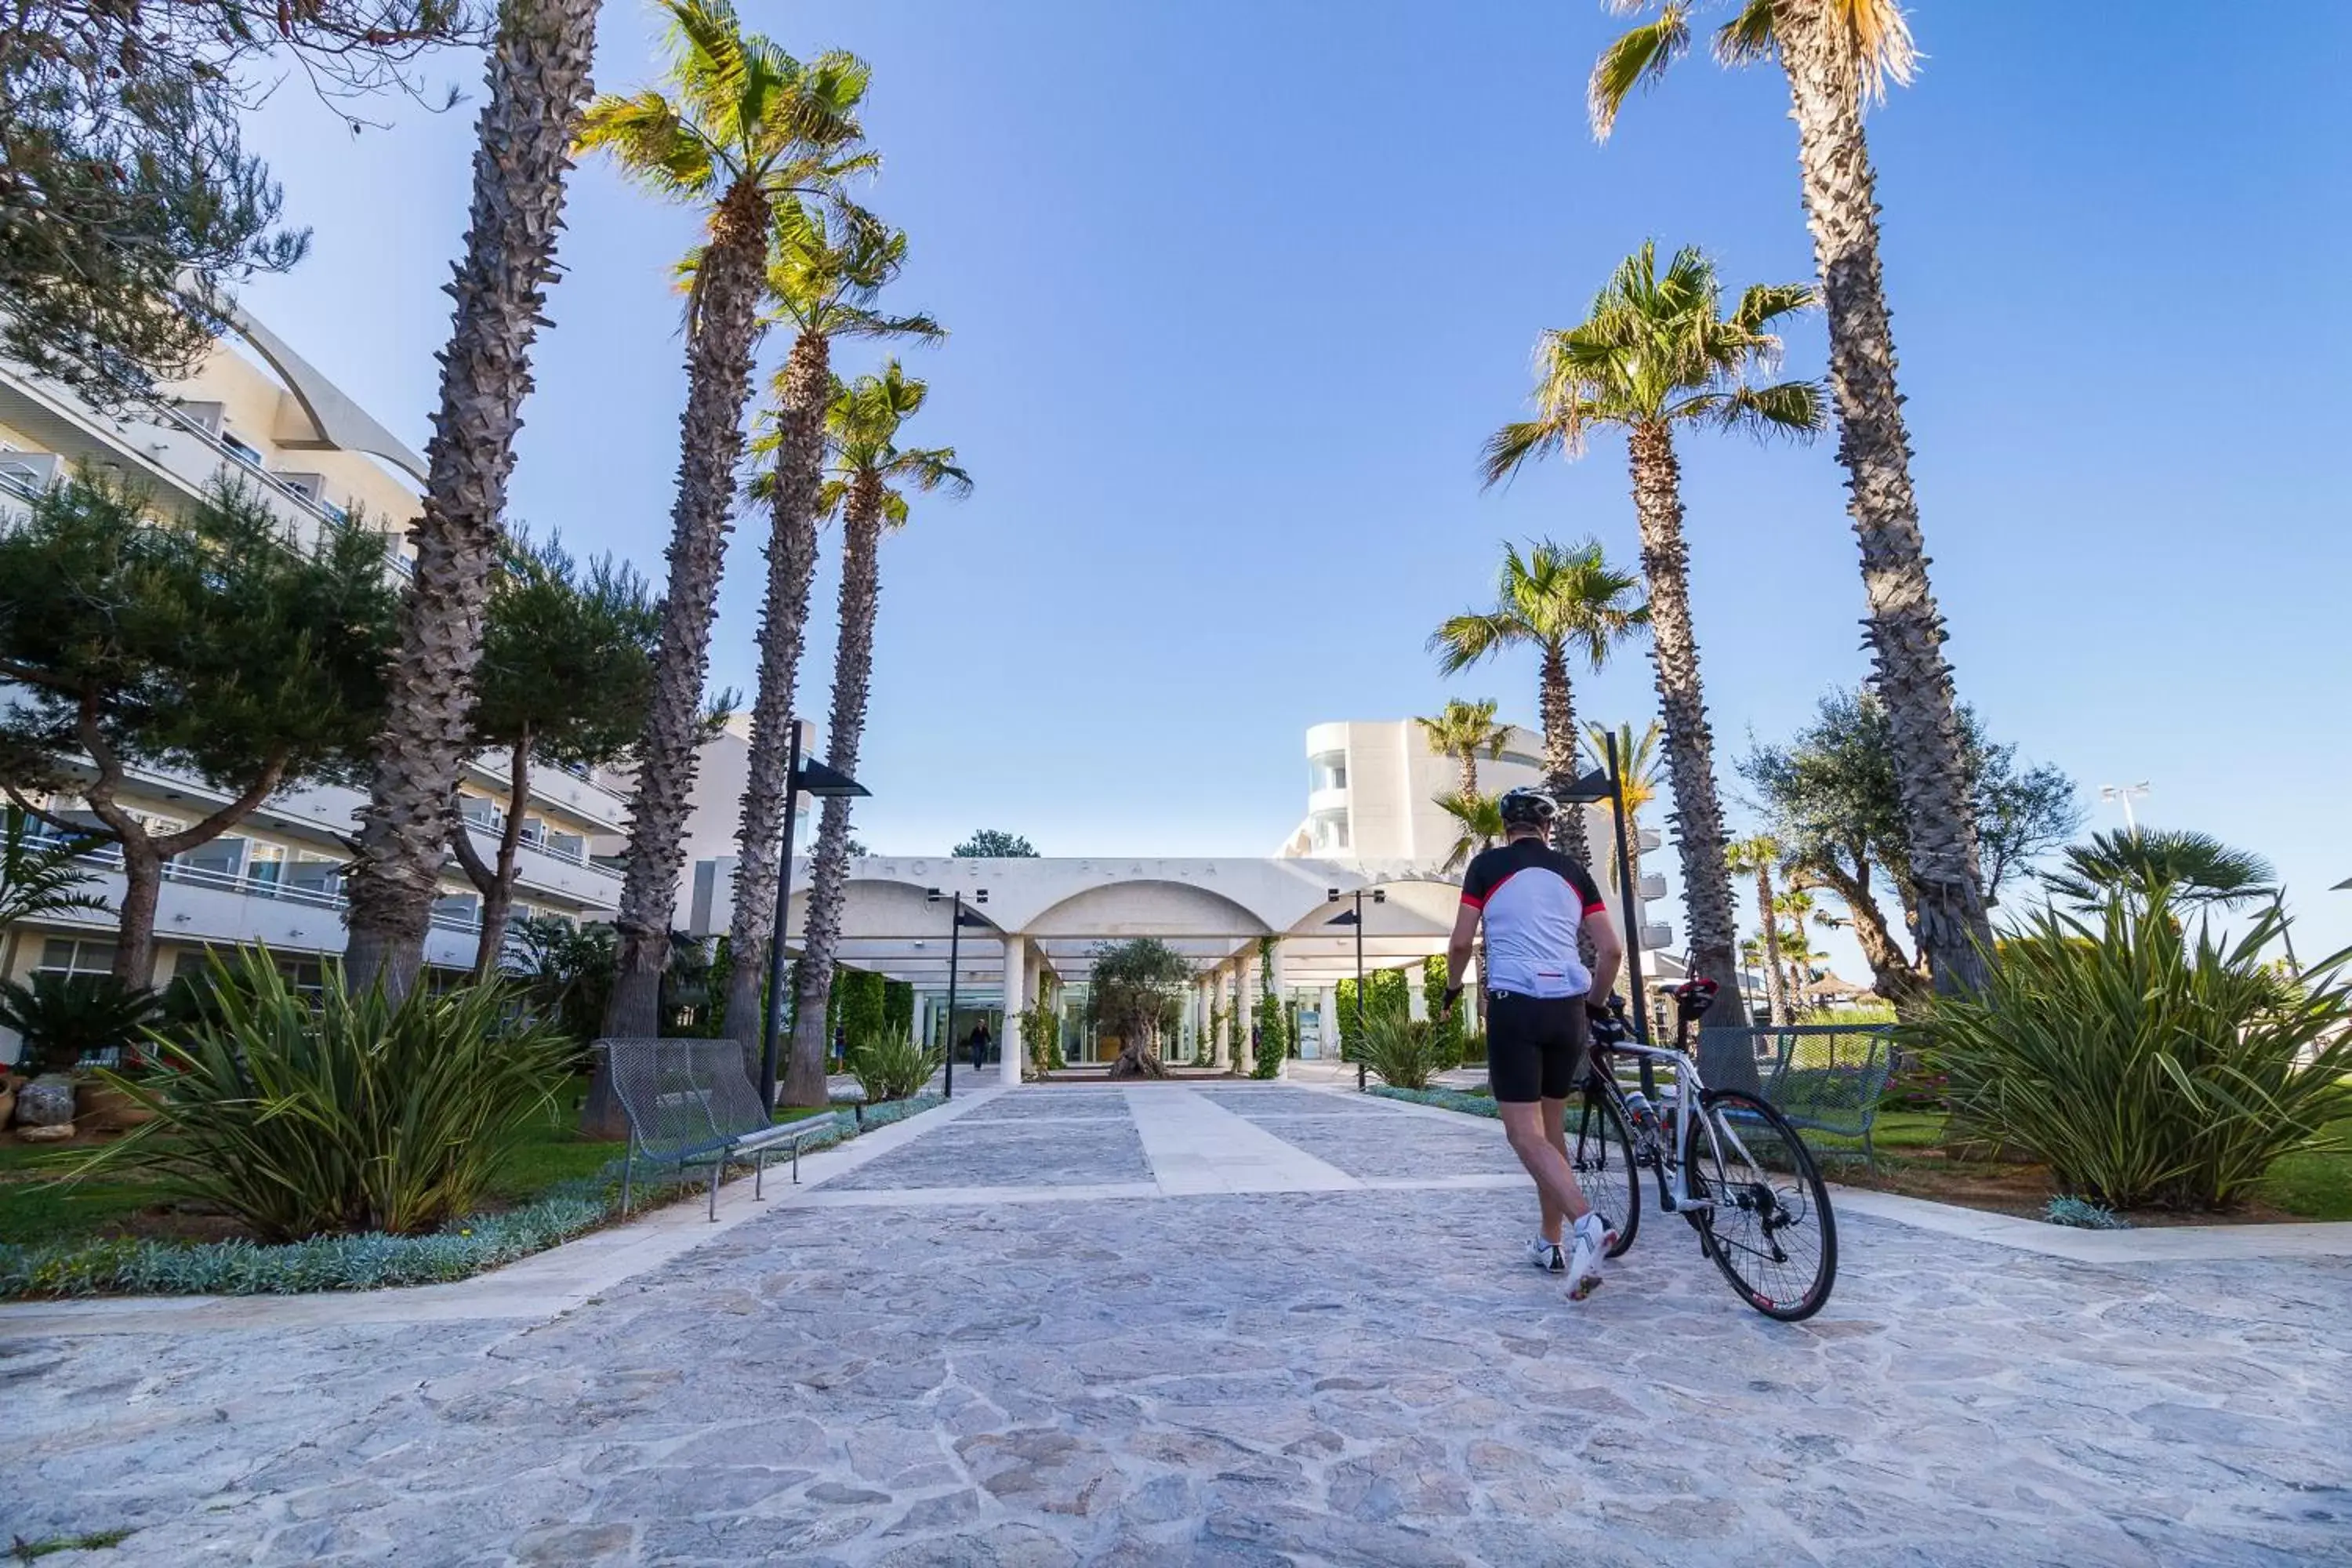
[233,1,2352,969]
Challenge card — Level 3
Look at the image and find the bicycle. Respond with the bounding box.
[1566,975,1838,1322]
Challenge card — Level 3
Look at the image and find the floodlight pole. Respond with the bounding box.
[944,891,962,1101]
[759,721,804,1110]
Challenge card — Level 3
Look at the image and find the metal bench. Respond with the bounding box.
[1752,1024,1896,1167]
[600,1038,838,1219]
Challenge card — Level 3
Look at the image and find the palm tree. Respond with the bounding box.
[1590,1,1993,994]
[783,363,970,1105]
[722,202,942,1082]
[1434,789,1504,1036]
[1483,242,1821,1022]
[2047,829,2278,913]
[1,806,106,930]
[1773,884,1825,1010]
[1434,789,1506,877]
[582,1,873,1036]
[1416,699,1512,800]
[1430,539,1646,868]
[342,0,601,1000]
[1581,717,1662,887]
[1726,834,1788,1024]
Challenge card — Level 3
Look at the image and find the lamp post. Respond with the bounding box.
[2098,782,2150,833]
[927,887,988,1099]
[760,724,869,1109]
[1326,886,1386,1090]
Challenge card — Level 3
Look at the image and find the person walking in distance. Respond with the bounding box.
[967,1020,991,1076]
[1441,788,1625,1300]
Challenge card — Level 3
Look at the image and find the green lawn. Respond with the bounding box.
[0,1083,837,1247]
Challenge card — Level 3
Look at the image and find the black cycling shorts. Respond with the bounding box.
[1486,991,1590,1104]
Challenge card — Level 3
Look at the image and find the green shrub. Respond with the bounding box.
[86,950,574,1240]
[0,972,157,1073]
[1355,1014,1458,1091]
[0,1096,950,1299]
[848,1028,936,1102]
[1900,891,2352,1210]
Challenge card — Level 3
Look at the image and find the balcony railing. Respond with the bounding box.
[25,835,350,912]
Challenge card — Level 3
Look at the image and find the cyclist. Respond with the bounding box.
[1439,787,1625,1300]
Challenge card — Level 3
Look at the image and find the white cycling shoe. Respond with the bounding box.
[1566,1212,1614,1301]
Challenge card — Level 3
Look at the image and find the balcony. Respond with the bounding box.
[1636,872,1667,902]
[1635,827,1662,854]
[1639,922,1674,952]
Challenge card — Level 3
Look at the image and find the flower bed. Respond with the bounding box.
[0,1095,946,1300]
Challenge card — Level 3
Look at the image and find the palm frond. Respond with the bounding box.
[1711,0,1777,66]
[1589,4,1693,140]
[884,446,973,499]
[1428,610,1521,676]
[1715,379,1827,440]
[575,91,720,198]
[1479,419,1564,491]
[1733,279,1817,331]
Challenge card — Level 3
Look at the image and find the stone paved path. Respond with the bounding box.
[5,1083,2349,1566]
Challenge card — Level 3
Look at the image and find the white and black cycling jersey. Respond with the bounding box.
[1460,838,1607,1000]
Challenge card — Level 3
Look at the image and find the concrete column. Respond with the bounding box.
[916,993,932,1050]
[1318,984,1340,1062]
[1266,941,1289,1079]
[1406,966,1428,1022]
[1000,935,1027,1086]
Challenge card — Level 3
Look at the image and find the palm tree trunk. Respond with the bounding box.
[1537,645,1592,866]
[1625,423,1747,1030]
[783,474,885,1105]
[343,0,601,1002]
[602,177,771,1042]
[1774,0,1991,995]
[1754,861,1788,1026]
[463,735,533,978]
[724,330,829,1083]
[1457,749,1479,801]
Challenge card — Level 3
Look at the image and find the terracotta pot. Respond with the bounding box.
[0,1085,15,1127]
[75,1080,154,1131]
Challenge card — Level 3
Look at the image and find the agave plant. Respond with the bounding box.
[1899,889,2352,1211]
[845,1028,936,1104]
[88,950,574,1240]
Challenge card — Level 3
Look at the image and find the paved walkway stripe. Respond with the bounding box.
[1125,1085,1362,1195]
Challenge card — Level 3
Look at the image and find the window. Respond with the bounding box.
[173,836,247,884]
[1310,753,1348,793]
[220,429,264,466]
[284,855,340,901]
[275,959,327,996]
[459,796,503,831]
[38,938,117,975]
[431,893,481,930]
[1309,811,1350,852]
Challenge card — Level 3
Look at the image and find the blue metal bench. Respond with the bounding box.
[1752,1024,1896,1168]
[600,1038,837,1219]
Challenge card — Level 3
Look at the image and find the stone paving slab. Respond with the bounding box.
[1189,1087,1397,1119]
[1267,1115,1528,1180]
[824,1120,1151,1192]
[5,1084,2350,1565]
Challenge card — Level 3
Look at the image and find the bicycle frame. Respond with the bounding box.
[1582,1000,1778,1220]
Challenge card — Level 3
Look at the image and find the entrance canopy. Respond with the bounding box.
[690,855,1485,994]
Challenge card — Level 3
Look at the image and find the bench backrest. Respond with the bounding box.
[1753,1025,1895,1134]
[597,1038,770,1157]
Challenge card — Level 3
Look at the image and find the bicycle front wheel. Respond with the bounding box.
[1569,1083,1639,1259]
[1684,1090,1836,1322]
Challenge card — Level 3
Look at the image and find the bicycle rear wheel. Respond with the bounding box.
[1569,1083,1639,1259]
[1684,1090,1836,1321]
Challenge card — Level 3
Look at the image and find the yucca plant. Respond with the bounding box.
[847,1027,937,1103]
[1900,891,2352,1210]
[1354,1014,1461,1092]
[85,950,574,1241]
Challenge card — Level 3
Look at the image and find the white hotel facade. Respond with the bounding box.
[0,317,641,1027]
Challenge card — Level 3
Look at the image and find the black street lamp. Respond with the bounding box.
[926,887,989,1099]
[760,723,869,1109]
[1327,885,1386,1091]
